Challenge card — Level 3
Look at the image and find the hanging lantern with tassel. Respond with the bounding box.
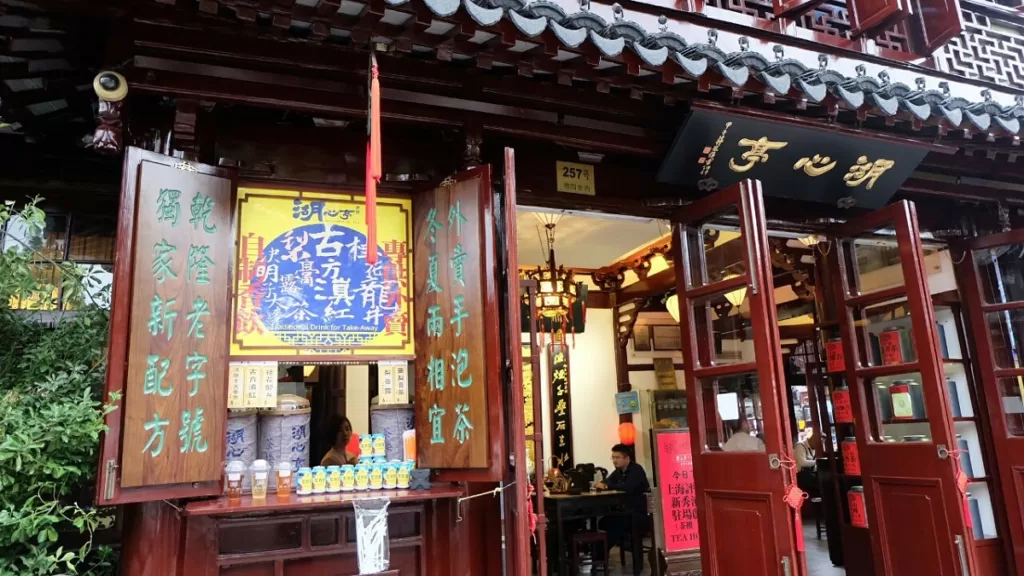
[521,212,578,345]
[364,48,382,265]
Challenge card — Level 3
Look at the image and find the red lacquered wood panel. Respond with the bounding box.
[499,148,533,576]
[975,538,1007,576]
[671,180,800,575]
[282,546,420,575]
[120,501,184,576]
[703,491,776,573]
[828,200,978,576]
[958,229,1024,576]
[849,0,911,38]
[221,564,275,576]
[910,0,963,54]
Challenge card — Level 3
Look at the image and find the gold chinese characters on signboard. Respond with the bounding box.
[727,135,895,188]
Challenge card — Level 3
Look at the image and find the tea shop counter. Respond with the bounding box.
[177,486,463,576]
[182,485,463,515]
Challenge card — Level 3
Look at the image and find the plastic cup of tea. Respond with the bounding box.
[250,459,270,499]
[225,460,246,501]
[275,461,293,497]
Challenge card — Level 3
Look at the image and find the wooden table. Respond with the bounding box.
[544,491,642,575]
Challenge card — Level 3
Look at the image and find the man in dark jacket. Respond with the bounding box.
[594,444,650,575]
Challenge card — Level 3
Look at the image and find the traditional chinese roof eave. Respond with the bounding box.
[358,0,1024,137]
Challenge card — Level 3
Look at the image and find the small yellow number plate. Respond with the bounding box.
[556,161,595,195]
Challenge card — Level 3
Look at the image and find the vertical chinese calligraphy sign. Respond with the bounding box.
[231,188,413,359]
[413,168,503,473]
[656,430,700,553]
[549,343,574,470]
[96,148,234,504]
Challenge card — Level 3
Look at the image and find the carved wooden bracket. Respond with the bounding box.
[592,270,626,292]
[173,99,199,157]
[93,99,123,155]
[461,116,483,170]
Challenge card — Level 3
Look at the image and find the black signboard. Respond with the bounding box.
[549,343,573,471]
[657,109,928,209]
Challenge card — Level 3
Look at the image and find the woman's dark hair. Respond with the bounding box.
[323,414,352,447]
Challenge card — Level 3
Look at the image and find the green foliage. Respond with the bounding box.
[0,199,119,575]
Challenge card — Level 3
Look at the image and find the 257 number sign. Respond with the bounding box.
[556,161,595,196]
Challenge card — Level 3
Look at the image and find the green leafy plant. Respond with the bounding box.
[0,199,119,575]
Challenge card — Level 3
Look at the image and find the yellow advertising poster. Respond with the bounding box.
[232,188,413,358]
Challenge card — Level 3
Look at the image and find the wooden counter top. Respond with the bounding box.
[183,485,462,516]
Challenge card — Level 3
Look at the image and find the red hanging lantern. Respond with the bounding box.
[618,422,636,446]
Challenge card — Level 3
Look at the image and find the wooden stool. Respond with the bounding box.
[811,497,824,540]
[571,531,609,574]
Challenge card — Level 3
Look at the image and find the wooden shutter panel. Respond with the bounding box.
[911,0,964,54]
[772,0,824,19]
[849,0,912,38]
[95,147,235,505]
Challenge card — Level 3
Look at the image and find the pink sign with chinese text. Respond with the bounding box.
[656,431,700,552]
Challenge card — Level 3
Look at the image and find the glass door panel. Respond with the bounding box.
[672,180,800,575]
[826,201,978,576]
[958,231,1024,574]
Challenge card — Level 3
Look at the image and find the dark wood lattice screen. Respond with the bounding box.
[941,8,1024,90]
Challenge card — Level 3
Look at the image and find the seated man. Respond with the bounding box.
[722,417,766,452]
[594,444,650,575]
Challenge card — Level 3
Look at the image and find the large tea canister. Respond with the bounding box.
[370,405,415,462]
[880,328,914,365]
[833,386,854,424]
[826,339,845,373]
[225,409,258,491]
[842,437,861,476]
[258,395,312,472]
[947,379,962,418]
[848,486,868,528]
[967,493,984,539]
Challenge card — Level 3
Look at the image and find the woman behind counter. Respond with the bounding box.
[321,415,360,466]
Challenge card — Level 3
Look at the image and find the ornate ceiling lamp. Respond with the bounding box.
[522,212,578,345]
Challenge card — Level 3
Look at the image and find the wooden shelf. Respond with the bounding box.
[968,477,991,484]
[954,417,978,423]
[183,485,463,516]
[880,418,930,425]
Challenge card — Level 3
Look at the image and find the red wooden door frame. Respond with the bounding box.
[671,179,802,576]
[957,229,1024,576]
[827,200,978,576]
[499,148,535,576]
